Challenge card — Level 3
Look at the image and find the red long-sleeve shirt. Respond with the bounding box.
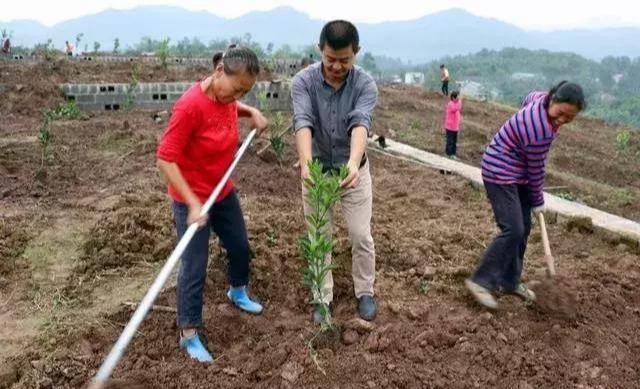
[156,83,238,204]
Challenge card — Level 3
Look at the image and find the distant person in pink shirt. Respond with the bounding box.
[443,91,462,159]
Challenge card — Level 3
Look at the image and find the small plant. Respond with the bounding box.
[256,90,269,111]
[123,63,141,111]
[613,188,635,207]
[38,113,53,172]
[616,130,631,151]
[298,160,348,330]
[268,112,287,162]
[266,230,279,247]
[556,191,576,201]
[419,279,431,295]
[48,101,82,120]
[409,119,421,132]
[158,37,171,69]
[38,39,55,61]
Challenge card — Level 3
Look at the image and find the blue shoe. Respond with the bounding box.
[227,286,263,314]
[179,332,214,363]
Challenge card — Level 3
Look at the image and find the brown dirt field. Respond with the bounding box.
[375,84,640,221]
[1,63,639,389]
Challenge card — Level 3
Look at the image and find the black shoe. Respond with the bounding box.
[358,295,377,321]
[312,303,331,324]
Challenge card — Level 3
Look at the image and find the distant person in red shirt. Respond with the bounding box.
[2,38,10,55]
[156,45,268,363]
[443,91,463,159]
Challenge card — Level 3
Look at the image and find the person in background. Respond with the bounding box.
[156,45,268,363]
[2,38,10,55]
[440,64,450,96]
[443,91,463,159]
[465,81,586,309]
[65,41,74,57]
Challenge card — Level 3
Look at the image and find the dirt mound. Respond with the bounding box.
[0,217,32,279]
[531,276,579,319]
[77,195,174,276]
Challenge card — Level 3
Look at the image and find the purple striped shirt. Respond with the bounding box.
[481,91,556,206]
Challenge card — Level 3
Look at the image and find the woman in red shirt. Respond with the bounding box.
[156,46,267,363]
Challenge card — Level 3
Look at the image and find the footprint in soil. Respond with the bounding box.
[531,277,579,319]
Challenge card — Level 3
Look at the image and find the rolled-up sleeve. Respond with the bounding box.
[346,77,378,137]
[291,75,315,134]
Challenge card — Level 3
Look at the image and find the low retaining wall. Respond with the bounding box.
[60,81,292,111]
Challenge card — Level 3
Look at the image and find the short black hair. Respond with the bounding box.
[212,44,260,76]
[440,64,445,69]
[319,20,359,51]
[450,91,459,100]
[545,81,586,111]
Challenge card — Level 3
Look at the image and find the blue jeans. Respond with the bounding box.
[172,190,251,328]
[471,182,532,292]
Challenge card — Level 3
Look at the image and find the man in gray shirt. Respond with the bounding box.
[292,20,378,322]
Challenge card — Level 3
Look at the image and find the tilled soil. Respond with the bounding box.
[10,149,640,389]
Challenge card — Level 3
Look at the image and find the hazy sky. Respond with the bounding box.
[3,0,639,30]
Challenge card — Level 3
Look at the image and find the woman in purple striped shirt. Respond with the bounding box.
[466,81,586,309]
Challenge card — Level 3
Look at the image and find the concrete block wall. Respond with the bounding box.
[76,55,211,66]
[0,54,40,62]
[61,81,292,112]
[269,59,306,78]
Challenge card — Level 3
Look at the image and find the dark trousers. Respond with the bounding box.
[172,190,251,328]
[445,130,458,156]
[471,182,532,292]
[442,80,449,96]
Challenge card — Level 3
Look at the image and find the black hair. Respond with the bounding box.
[212,44,260,76]
[545,81,586,111]
[319,20,359,51]
[440,64,445,69]
[450,91,459,100]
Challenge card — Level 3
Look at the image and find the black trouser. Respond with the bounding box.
[471,182,532,292]
[445,130,458,156]
[442,80,449,96]
[172,190,251,328]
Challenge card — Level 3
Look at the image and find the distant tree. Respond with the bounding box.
[158,37,171,69]
[360,52,379,75]
[113,38,120,54]
[75,33,84,53]
[93,41,100,54]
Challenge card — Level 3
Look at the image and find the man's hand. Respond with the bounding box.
[187,202,208,228]
[300,159,311,181]
[340,159,360,189]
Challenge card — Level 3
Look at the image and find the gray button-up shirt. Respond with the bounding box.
[291,62,378,169]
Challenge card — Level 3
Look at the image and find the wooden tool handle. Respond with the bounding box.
[537,212,556,276]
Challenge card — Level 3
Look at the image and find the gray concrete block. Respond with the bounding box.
[76,95,96,104]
